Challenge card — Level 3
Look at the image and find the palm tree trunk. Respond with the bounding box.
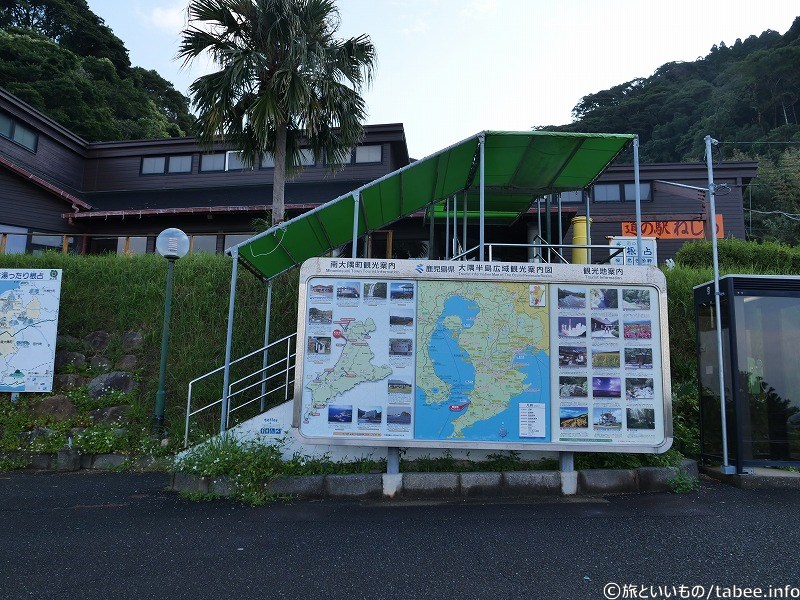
[272,122,288,224]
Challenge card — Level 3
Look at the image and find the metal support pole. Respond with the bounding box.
[220,249,239,434]
[352,192,360,259]
[557,193,563,248]
[633,136,643,265]
[445,196,450,259]
[478,133,486,261]
[462,192,468,255]
[428,205,435,259]
[537,198,542,241]
[585,188,592,264]
[260,280,273,412]
[545,194,552,262]
[153,257,176,435]
[705,135,734,475]
[453,195,458,258]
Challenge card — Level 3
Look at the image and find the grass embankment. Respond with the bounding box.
[3,239,798,479]
[0,253,298,455]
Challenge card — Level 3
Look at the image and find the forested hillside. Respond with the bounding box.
[554,17,800,244]
[0,0,193,140]
[556,17,800,162]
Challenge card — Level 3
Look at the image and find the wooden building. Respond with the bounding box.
[1,87,757,262]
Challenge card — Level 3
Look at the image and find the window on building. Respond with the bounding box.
[299,148,315,166]
[224,233,253,250]
[141,156,166,174]
[190,235,218,254]
[0,113,12,138]
[226,151,246,171]
[13,123,38,152]
[0,224,28,254]
[593,182,652,202]
[325,148,353,166]
[167,155,193,173]
[0,112,38,152]
[623,183,652,202]
[263,148,316,169]
[116,236,148,255]
[594,183,622,202]
[559,190,584,203]
[201,153,226,172]
[355,145,382,164]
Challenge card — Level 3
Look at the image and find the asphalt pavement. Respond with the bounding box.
[0,470,797,600]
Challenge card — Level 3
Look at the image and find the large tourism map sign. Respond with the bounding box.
[293,259,671,453]
[0,269,62,393]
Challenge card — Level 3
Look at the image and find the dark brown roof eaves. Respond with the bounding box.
[62,203,320,220]
[0,153,92,210]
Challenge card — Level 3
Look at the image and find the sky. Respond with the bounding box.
[85,0,799,159]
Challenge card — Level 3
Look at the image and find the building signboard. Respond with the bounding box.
[293,259,671,453]
[621,214,724,239]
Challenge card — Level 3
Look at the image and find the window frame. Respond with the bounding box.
[354,144,383,164]
[200,153,226,173]
[592,182,653,203]
[166,154,193,174]
[0,111,38,153]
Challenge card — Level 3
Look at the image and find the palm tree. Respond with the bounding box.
[179,0,376,224]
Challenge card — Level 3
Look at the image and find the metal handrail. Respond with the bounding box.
[184,332,297,447]
[446,242,624,264]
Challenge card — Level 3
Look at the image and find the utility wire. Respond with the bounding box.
[745,209,800,221]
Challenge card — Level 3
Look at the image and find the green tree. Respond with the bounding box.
[178,0,376,223]
[0,0,130,72]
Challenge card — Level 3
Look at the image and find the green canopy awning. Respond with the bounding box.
[232,130,634,280]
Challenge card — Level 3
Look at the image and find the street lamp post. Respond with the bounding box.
[154,228,190,435]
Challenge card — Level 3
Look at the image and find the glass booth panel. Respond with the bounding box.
[697,300,736,460]
[733,296,800,461]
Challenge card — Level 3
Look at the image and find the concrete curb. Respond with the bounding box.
[170,461,699,500]
[1,451,164,471]
[700,465,800,489]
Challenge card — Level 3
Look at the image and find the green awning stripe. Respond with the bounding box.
[231,130,635,281]
[546,137,586,189]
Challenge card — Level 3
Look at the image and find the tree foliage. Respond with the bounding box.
[555,17,800,244]
[0,0,192,140]
[179,0,376,223]
[557,18,800,163]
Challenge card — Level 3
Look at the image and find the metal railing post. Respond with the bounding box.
[260,280,273,411]
[220,248,239,434]
[479,133,486,261]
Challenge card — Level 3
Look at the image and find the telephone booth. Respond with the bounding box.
[695,275,800,472]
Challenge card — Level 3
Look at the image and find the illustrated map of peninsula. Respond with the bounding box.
[305,317,392,418]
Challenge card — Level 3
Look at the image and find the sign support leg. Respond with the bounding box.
[560,451,577,496]
[387,447,400,474]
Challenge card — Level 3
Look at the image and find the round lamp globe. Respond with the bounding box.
[156,228,190,260]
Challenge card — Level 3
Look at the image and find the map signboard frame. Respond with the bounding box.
[0,268,62,393]
[293,258,672,454]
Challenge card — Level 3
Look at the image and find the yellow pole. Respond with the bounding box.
[571,216,592,264]
[61,235,69,254]
[0,233,7,254]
